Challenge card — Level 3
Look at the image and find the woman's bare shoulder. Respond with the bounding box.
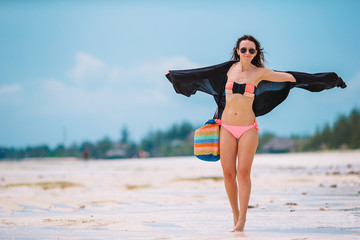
[254,67,270,84]
[256,67,271,74]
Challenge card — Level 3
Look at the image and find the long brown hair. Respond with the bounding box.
[231,35,266,67]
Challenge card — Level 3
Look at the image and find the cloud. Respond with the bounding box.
[32,78,118,116]
[65,52,200,94]
[69,52,105,79]
[0,83,23,95]
[68,52,111,87]
[0,83,24,106]
[124,56,201,105]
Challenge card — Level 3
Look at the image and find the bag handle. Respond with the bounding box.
[213,107,219,119]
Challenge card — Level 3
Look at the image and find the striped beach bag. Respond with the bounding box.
[194,119,220,162]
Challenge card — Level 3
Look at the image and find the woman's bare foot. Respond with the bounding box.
[231,218,246,232]
[232,209,239,227]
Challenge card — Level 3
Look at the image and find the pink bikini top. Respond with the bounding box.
[225,81,256,97]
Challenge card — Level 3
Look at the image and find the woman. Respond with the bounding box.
[166,35,346,232]
[220,35,295,232]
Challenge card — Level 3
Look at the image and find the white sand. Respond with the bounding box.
[0,151,359,239]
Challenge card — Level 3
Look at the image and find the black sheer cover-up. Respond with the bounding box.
[165,60,346,119]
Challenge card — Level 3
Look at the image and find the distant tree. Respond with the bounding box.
[25,145,51,158]
[67,143,81,158]
[302,107,360,151]
[0,148,5,159]
[140,131,155,154]
[97,137,113,158]
[320,124,331,149]
[257,132,276,153]
[125,142,138,158]
[0,147,25,159]
[53,144,67,157]
[120,126,129,144]
[331,115,351,148]
[349,109,360,149]
[178,122,193,139]
[139,122,195,157]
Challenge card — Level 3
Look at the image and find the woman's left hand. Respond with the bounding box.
[336,76,347,88]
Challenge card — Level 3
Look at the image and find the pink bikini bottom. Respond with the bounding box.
[215,119,260,139]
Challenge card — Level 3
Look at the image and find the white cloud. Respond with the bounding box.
[42,78,67,91]
[109,68,120,82]
[0,83,23,95]
[35,78,117,116]
[122,56,201,104]
[0,83,24,106]
[134,56,200,82]
[68,52,111,86]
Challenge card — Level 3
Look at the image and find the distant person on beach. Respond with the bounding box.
[166,35,346,232]
[82,149,89,161]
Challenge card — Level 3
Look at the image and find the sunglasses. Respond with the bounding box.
[239,47,256,54]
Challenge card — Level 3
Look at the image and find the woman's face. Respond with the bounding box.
[237,40,257,63]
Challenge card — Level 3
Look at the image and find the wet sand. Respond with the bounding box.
[0,151,359,239]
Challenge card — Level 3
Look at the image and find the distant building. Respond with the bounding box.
[138,150,150,158]
[106,143,127,158]
[261,137,297,153]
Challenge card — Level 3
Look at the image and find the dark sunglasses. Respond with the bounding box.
[240,47,256,54]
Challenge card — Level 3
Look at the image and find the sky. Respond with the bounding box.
[1,0,360,148]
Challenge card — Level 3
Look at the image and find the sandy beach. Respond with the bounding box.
[0,151,359,240]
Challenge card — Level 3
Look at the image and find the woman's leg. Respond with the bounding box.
[219,126,239,227]
[233,127,259,232]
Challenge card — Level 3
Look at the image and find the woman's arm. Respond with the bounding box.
[260,68,296,83]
